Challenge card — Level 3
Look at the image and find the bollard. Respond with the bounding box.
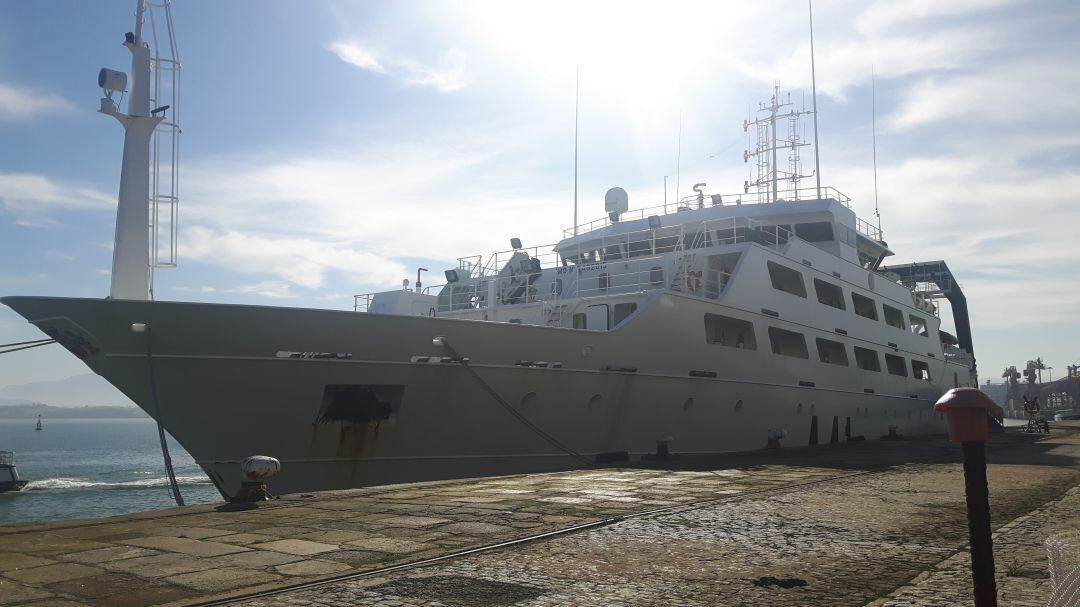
[808,415,819,446]
[935,388,997,607]
[231,455,281,504]
[830,415,839,444]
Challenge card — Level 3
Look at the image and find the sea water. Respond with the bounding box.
[0,418,220,526]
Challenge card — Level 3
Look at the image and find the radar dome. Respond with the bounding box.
[605,187,629,221]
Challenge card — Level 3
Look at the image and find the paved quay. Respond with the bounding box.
[1,423,1077,607]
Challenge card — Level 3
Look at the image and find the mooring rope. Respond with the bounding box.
[144,325,185,507]
[438,338,593,467]
[0,338,55,356]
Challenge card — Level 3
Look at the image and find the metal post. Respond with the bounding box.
[808,415,819,446]
[573,66,579,237]
[808,0,821,200]
[935,387,998,607]
[830,415,839,444]
[962,440,997,606]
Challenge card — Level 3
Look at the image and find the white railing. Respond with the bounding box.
[564,184,853,238]
[355,215,783,314]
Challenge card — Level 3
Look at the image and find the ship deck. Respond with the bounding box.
[1,423,1078,607]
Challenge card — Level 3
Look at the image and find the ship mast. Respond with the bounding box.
[99,0,180,300]
[743,83,814,203]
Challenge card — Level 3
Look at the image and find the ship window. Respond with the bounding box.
[628,238,652,258]
[909,314,927,336]
[762,224,791,246]
[705,314,757,350]
[885,354,907,376]
[854,346,881,371]
[572,313,587,329]
[795,222,835,242]
[912,359,932,380]
[603,244,623,261]
[599,273,610,292]
[852,292,878,320]
[767,261,807,298]
[816,338,849,366]
[655,236,679,253]
[586,304,610,330]
[883,305,905,329]
[768,327,809,359]
[814,278,846,310]
[613,303,637,326]
[650,266,664,286]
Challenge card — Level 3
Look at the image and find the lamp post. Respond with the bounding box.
[934,388,998,607]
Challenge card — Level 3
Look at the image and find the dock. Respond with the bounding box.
[2,424,1078,607]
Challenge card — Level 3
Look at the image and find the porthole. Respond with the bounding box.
[809,404,816,415]
[587,393,602,409]
[734,399,744,413]
[519,392,537,407]
[683,397,694,412]
[796,403,804,415]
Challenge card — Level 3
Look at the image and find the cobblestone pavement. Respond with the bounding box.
[230,426,1080,607]
[2,425,1077,607]
[875,486,1080,606]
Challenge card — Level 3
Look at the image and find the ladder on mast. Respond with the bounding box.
[145,0,181,297]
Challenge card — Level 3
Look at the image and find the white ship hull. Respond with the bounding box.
[2,293,957,498]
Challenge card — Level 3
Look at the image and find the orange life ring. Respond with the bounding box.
[1023,399,1040,415]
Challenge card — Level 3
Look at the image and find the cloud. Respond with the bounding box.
[229,281,297,299]
[855,0,1020,36]
[0,173,114,214]
[179,226,410,290]
[734,23,989,101]
[0,83,75,121]
[886,61,1080,130]
[327,41,467,92]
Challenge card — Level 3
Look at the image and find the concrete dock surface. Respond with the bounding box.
[1,423,1078,607]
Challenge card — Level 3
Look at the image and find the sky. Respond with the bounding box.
[1,0,1078,401]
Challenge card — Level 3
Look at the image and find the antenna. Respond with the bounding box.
[663,175,668,214]
[808,0,822,200]
[675,112,682,207]
[743,84,813,203]
[871,65,881,235]
[573,66,579,237]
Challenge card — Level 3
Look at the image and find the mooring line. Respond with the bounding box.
[0,339,55,356]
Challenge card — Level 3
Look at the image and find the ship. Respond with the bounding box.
[0,452,30,493]
[2,1,979,499]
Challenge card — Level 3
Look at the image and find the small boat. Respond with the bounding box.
[35,415,42,431]
[0,451,30,492]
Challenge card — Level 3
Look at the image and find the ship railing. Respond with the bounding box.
[563,184,853,238]
[856,216,883,241]
[353,293,373,312]
[353,283,444,313]
[943,346,975,368]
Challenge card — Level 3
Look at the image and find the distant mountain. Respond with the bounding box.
[0,403,147,419]
[0,373,134,408]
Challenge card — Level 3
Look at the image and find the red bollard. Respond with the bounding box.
[935,388,998,607]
